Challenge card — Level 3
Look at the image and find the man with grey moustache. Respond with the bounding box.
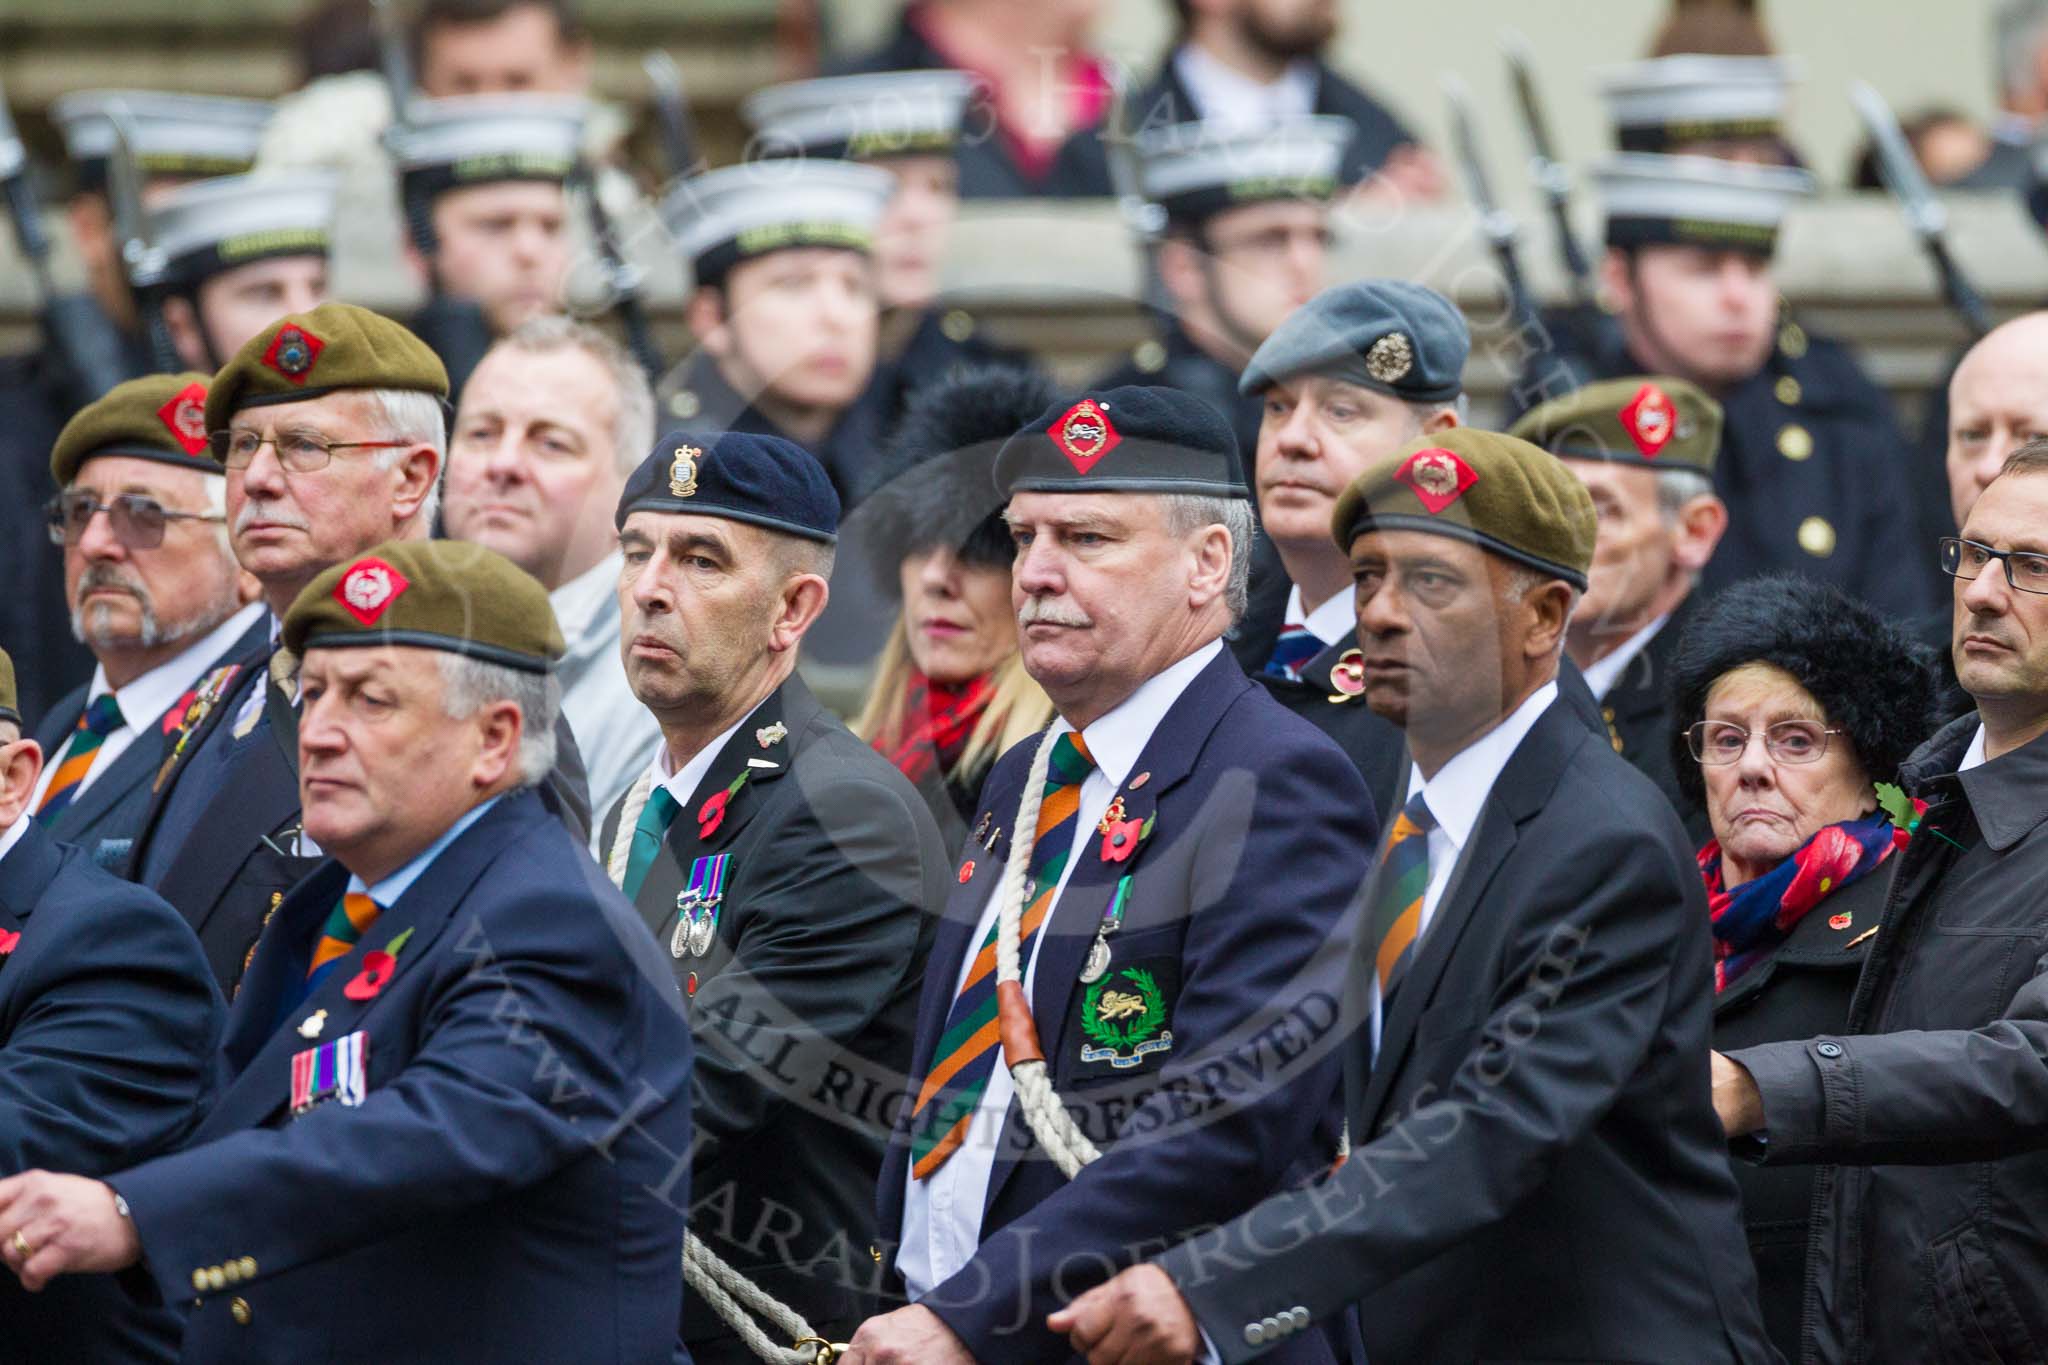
[33,373,263,871]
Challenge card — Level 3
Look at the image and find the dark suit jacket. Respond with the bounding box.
[878,647,1378,1364]
[110,790,692,1365]
[1591,598,1708,841]
[34,614,268,874]
[0,820,223,1364]
[1159,695,1775,1363]
[597,675,947,1353]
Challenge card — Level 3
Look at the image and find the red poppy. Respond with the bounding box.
[698,790,732,838]
[958,860,975,884]
[343,950,397,1001]
[1100,817,1144,863]
[162,689,198,735]
[0,929,18,956]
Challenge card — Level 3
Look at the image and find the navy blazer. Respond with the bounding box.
[109,790,694,1364]
[878,647,1378,1364]
[0,820,224,1364]
[34,614,267,875]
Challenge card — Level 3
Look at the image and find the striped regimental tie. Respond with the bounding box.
[1370,792,1437,1001]
[35,694,125,823]
[909,731,1096,1179]
[1261,622,1323,681]
[304,892,382,997]
[620,786,683,900]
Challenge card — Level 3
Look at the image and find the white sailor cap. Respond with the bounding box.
[51,91,272,184]
[148,171,339,287]
[741,70,977,162]
[387,94,587,199]
[1596,55,1800,154]
[661,159,895,284]
[1134,116,1351,222]
[1596,152,1814,256]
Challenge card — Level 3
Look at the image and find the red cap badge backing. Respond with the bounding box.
[334,557,410,626]
[1618,382,1675,458]
[262,323,324,384]
[1054,398,1121,475]
[156,382,211,455]
[1393,447,1478,515]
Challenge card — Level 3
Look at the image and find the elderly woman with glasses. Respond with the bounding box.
[1667,572,1941,1358]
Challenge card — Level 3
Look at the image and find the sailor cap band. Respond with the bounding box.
[1135,116,1351,223]
[51,91,272,183]
[389,95,587,201]
[742,70,977,162]
[662,160,894,285]
[1597,153,1814,256]
[149,171,339,287]
[1597,55,1799,153]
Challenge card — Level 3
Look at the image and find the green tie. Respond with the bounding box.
[620,786,681,900]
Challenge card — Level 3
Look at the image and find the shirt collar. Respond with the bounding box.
[656,710,752,809]
[548,550,623,654]
[1577,612,1671,702]
[1173,43,1319,129]
[347,793,504,905]
[1959,723,1988,773]
[1409,681,1560,850]
[95,602,265,732]
[1285,582,1355,647]
[1056,639,1222,789]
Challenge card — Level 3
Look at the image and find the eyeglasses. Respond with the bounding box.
[45,491,225,549]
[1686,719,1846,766]
[208,429,409,472]
[1940,536,2048,595]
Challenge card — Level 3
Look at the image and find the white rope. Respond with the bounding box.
[995,729,1102,1179]
[607,768,834,1365]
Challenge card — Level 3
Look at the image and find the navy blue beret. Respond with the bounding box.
[1239,280,1469,403]
[615,429,840,543]
[993,385,1246,499]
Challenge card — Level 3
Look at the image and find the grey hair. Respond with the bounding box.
[1403,393,1470,431]
[367,387,447,533]
[493,316,656,476]
[436,653,560,788]
[1160,493,1255,623]
[1653,466,1717,525]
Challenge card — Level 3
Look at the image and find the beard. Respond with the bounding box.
[1240,2,1336,63]
[70,563,234,653]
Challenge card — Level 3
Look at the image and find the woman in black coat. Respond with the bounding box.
[1669,575,1942,1360]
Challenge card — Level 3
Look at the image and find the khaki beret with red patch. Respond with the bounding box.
[50,372,218,486]
[283,539,564,674]
[1508,375,1722,474]
[1331,428,1598,590]
[204,301,448,437]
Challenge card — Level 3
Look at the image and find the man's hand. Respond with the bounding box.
[1711,1050,1766,1137]
[0,1171,141,1292]
[840,1303,974,1365]
[1048,1263,1201,1365]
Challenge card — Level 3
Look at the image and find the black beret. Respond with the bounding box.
[616,429,840,544]
[1240,280,1469,401]
[993,385,1245,499]
[1667,574,1942,806]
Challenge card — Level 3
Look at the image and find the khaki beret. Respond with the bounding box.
[0,648,16,726]
[1331,429,1598,591]
[1508,376,1722,475]
[51,372,218,486]
[283,540,564,674]
[204,302,448,436]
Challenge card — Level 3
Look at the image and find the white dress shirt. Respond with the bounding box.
[1959,724,1989,773]
[898,638,1223,1298]
[1282,583,1355,648]
[650,712,750,812]
[550,551,662,829]
[1172,43,1319,133]
[27,602,263,811]
[1576,612,1669,703]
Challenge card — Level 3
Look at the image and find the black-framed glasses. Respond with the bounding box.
[45,492,225,549]
[1940,537,2048,595]
[1686,719,1846,766]
[207,428,409,472]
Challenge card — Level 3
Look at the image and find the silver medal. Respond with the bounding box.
[686,912,717,958]
[669,913,692,959]
[1078,935,1112,984]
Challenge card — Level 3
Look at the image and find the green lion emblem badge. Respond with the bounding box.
[1079,966,1173,1069]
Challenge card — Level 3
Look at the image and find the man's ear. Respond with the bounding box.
[1598,246,1635,315]
[767,573,830,654]
[470,699,523,790]
[162,295,207,370]
[1420,403,1460,434]
[1187,522,1233,611]
[390,446,444,532]
[0,737,44,829]
[1154,235,1208,314]
[685,287,731,358]
[1672,493,1730,574]
[1523,580,1574,662]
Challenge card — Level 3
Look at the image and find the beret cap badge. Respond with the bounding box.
[669,444,701,498]
[155,382,211,455]
[1395,447,1478,515]
[262,323,323,383]
[1618,382,1675,457]
[1054,398,1120,474]
[335,557,409,627]
[1365,331,1414,384]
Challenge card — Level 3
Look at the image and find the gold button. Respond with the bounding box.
[1798,515,1837,557]
[204,1266,226,1292]
[1779,321,1807,358]
[940,308,976,343]
[191,1269,207,1292]
[1133,339,1167,374]
[1777,424,1813,461]
[667,389,701,420]
[230,1296,252,1327]
[1774,375,1802,406]
[222,1262,241,1284]
[239,1257,257,1278]
[1611,735,1626,752]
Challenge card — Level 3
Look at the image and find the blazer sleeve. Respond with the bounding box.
[0,888,222,1175]
[687,771,940,1171]
[924,741,1375,1363]
[1158,792,1690,1363]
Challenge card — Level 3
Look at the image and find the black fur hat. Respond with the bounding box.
[1667,574,1942,805]
[860,364,1066,597]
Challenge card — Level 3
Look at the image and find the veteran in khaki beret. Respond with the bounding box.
[0,539,695,1365]
[1510,376,1729,831]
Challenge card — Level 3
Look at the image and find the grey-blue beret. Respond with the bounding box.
[1238,280,1470,403]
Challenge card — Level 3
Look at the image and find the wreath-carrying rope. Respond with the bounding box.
[606,769,846,1365]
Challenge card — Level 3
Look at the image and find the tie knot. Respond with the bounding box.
[1401,791,1436,836]
[82,693,125,737]
[341,891,381,927]
[1045,730,1096,790]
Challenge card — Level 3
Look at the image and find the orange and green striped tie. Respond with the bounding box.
[909,731,1095,1179]
[35,694,124,823]
[1370,793,1436,1000]
[305,892,382,994]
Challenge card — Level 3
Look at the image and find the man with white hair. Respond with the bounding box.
[127,302,588,992]
[443,317,660,818]
[34,372,263,871]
